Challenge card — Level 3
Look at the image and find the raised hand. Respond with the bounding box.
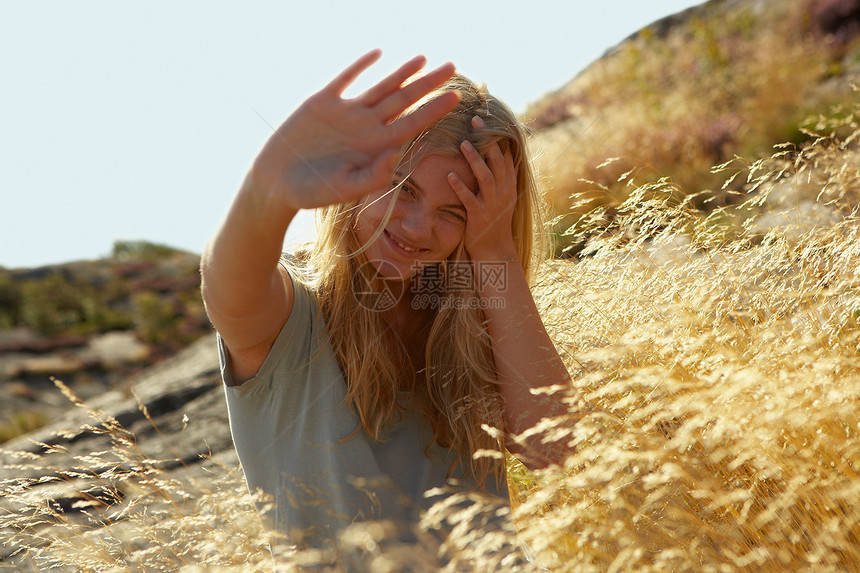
[248,50,460,211]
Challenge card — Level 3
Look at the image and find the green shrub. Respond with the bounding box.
[0,409,49,443]
[133,292,182,346]
[112,240,183,262]
[0,274,22,328]
[19,273,90,336]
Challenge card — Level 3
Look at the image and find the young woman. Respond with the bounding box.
[201,51,570,557]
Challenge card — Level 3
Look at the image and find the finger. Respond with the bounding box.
[504,147,516,177]
[504,149,518,194]
[471,115,509,187]
[485,142,508,185]
[489,144,517,209]
[374,61,457,123]
[386,89,460,143]
[447,171,481,212]
[325,49,383,96]
[460,140,496,202]
[492,150,517,214]
[356,55,427,107]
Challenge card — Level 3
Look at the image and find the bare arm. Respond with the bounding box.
[200,174,297,383]
[448,117,572,468]
[201,51,459,383]
[475,257,571,468]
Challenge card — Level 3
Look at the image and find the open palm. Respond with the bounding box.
[250,51,459,211]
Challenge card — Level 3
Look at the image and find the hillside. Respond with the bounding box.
[0,241,210,443]
[527,0,860,254]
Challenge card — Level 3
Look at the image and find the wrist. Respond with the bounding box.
[469,250,523,297]
[467,241,519,265]
[239,169,300,225]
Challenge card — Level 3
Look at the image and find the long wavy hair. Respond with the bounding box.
[291,74,546,488]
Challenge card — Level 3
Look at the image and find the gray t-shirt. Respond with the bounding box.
[219,268,510,550]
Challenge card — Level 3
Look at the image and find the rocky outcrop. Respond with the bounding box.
[0,243,212,452]
[0,334,236,568]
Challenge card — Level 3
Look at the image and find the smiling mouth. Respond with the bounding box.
[385,230,426,256]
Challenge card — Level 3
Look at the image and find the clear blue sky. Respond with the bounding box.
[0,1,704,269]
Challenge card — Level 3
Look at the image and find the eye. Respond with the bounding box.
[394,180,416,199]
[443,209,466,224]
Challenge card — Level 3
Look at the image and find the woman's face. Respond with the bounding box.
[354,153,478,281]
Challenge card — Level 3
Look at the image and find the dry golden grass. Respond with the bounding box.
[2,103,860,571]
[509,105,860,571]
[0,380,274,572]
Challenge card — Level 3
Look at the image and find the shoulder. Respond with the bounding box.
[220,251,321,386]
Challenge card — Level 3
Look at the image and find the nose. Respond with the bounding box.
[399,204,433,242]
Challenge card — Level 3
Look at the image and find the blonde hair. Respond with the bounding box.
[294,74,546,488]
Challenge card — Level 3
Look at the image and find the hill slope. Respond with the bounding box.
[0,241,210,443]
[527,0,860,253]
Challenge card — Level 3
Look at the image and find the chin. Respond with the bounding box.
[361,255,415,283]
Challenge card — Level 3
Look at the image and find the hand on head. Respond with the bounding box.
[448,116,519,262]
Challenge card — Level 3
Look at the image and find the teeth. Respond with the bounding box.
[391,234,418,252]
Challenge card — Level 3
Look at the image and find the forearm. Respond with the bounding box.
[201,170,297,332]
[477,251,572,467]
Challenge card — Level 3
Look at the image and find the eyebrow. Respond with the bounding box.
[394,171,467,212]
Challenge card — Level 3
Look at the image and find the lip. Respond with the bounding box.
[384,230,428,258]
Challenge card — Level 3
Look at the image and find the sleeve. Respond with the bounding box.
[218,261,317,438]
[218,264,324,496]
